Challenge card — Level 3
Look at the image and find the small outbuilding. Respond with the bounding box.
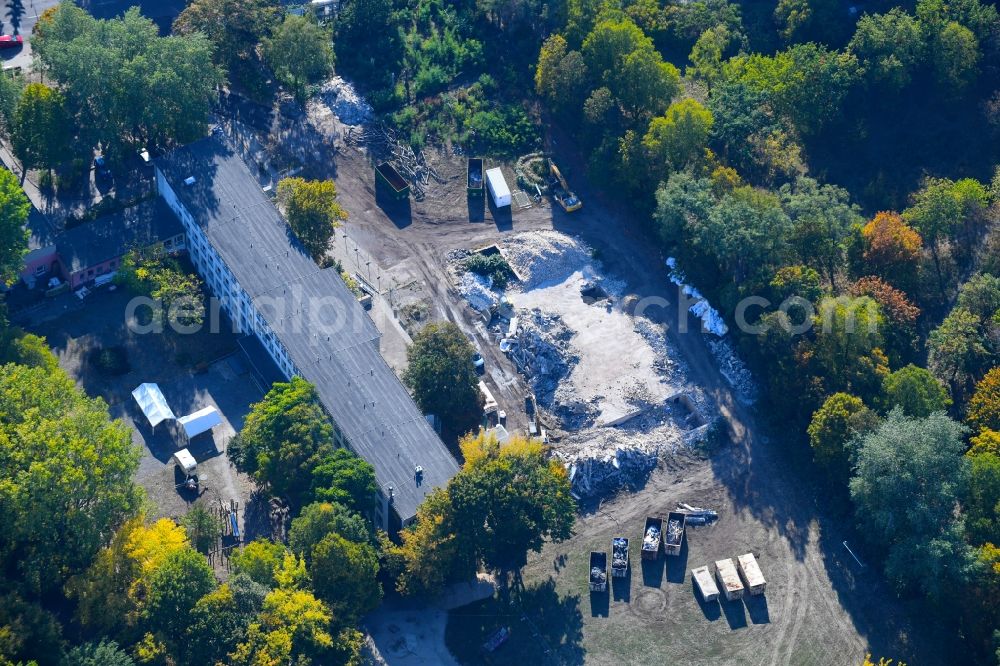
[175,406,223,444]
[132,383,176,430]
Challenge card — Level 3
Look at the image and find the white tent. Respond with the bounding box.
[177,406,223,440]
[132,383,175,429]
[172,448,198,475]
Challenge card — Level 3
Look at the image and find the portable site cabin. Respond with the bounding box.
[737,553,767,595]
[715,558,745,601]
[375,162,410,200]
[132,383,176,432]
[174,406,223,445]
[171,448,198,476]
[485,167,511,208]
[692,565,720,603]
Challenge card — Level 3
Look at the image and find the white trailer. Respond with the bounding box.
[485,167,511,208]
[715,558,745,601]
[737,553,767,595]
[691,565,720,602]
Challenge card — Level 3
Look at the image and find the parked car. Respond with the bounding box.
[472,352,485,374]
[0,35,23,49]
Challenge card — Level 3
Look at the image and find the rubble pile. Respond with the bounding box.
[506,310,579,411]
[612,538,628,567]
[666,518,683,542]
[590,566,607,584]
[316,76,373,126]
[457,272,498,314]
[643,524,661,549]
[706,338,758,405]
[564,445,660,497]
[502,231,594,290]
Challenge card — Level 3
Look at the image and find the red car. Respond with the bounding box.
[0,35,23,50]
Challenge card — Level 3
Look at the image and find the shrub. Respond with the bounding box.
[464,253,515,289]
[91,346,130,376]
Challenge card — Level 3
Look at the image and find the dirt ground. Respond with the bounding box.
[214,92,950,663]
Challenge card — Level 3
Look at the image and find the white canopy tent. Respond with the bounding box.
[132,383,175,429]
[177,406,223,440]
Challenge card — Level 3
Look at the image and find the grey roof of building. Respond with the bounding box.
[56,199,182,273]
[157,137,458,520]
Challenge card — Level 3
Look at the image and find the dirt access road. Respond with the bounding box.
[324,137,947,663]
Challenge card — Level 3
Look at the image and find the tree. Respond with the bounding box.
[11,83,69,173]
[883,365,951,417]
[932,21,980,94]
[849,410,974,598]
[309,533,381,622]
[807,296,889,403]
[968,368,1000,433]
[968,428,1000,457]
[850,276,920,363]
[928,308,992,400]
[706,80,781,178]
[229,377,335,505]
[230,589,336,666]
[0,168,30,285]
[390,487,473,596]
[182,505,223,554]
[62,640,136,666]
[848,8,925,91]
[173,0,281,88]
[309,449,378,514]
[0,362,142,596]
[182,575,267,666]
[769,265,822,303]
[276,177,347,260]
[449,432,575,575]
[403,321,484,439]
[231,539,289,588]
[116,247,205,328]
[858,212,923,293]
[780,176,863,288]
[289,502,370,559]
[966,450,1000,546]
[264,15,334,100]
[688,25,732,87]
[535,35,589,117]
[143,548,217,640]
[807,393,878,488]
[0,69,24,131]
[642,98,713,172]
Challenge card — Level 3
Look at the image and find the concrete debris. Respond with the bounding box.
[666,519,683,541]
[457,272,498,314]
[706,338,758,405]
[665,257,728,336]
[503,231,595,290]
[643,524,661,549]
[564,445,660,498]
[612,537,628,567]
[504,309,578,412]
[316,76,373,126]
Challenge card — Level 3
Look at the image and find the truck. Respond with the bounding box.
[589,551,608,592]
[375,162,409,200]
[737,553,767,595]
[611,537,629,577]
[641,516,662,560]
[467,157,484,197]
[715,558,745,601]
[548,162,582,213]
[664,511,686,556]
[485,167,511,208]
[691,565,720,602]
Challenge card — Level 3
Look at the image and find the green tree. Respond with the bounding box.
[11,83,69,173]
[390,487,474,596]
[642,98,713,172]
[808,296,889,403]
[0,591,64,665]
[116,247,205,328]
[403,321,484,439]
[932,21,980,93]
[535,35,589,117]
[309,533,381,622]
[928,308,993,400]
[231,539,289,588]
[687,25,732,87]
[264,15,334,100]
[0,363,142,595]
[966,450,1000,546]
[143,548,217,640]
[182,505,223,554]
[62,640,136,666]
[289,502,370,558]
[882,364,951,417]
[229,377,335,505]
[850,410,974,598]
[706,81,781,178]
[449,432,575,575]
[848,8,924,91]
[0,168,30,285]
[807,393,878,488]
[768,265,822,304]
[181,575,267,666]
[0,69,24,130]
[276,177,347,260]
[231,588,336,666]
[309,449,378,514]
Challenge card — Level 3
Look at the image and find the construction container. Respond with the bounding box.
[715,558,745,601]
[737,553,767,595]
[467,157,484,196]
[691,565,720,602]
[664,511,686,556]
[641,516,662,560]
[589,551,608,592]
[485,167,511,208]
[611,537,629,578]
[375,162,409,200]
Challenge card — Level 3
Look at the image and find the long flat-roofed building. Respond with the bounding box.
[155,136,458,531]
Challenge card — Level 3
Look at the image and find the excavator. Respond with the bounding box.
[548,161,582,213]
